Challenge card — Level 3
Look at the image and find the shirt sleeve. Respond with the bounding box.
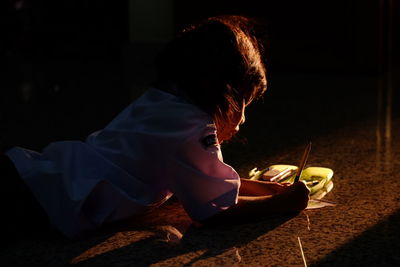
[168,123,240,222]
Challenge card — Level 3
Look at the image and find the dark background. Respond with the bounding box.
[1,0,398,153]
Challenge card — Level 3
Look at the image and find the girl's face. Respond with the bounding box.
[217,101,246,144]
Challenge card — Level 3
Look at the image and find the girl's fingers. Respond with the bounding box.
[280,182,310,211]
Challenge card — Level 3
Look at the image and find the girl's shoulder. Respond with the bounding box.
[97,88,214,144]
[132,88,212,128]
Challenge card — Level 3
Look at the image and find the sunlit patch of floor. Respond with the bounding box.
[70,231,156,264]
[71,225,184,264]
[154,247,242,267]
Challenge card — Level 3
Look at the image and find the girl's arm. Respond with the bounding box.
[202,181,309,223]
[239,178,292,196]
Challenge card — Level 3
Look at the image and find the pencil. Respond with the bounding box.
[294,142,312,182]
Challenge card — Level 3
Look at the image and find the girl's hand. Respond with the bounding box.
[240,178,293,196]
[278,181,310,211]
[203,181,310,224]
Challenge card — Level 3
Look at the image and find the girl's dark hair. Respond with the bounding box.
[155,15,267,129]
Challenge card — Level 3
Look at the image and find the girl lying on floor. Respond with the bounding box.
[1,15,309,239]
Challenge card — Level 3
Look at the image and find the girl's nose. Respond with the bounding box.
[240,113,246,125]
[235,112,246,132]
[235,125,240,132]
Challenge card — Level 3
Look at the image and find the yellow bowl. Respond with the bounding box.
[300,167,334,181]
[256,165,334,196]
[300,167,334,195]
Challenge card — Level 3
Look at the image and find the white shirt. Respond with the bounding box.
[6,88,240,238]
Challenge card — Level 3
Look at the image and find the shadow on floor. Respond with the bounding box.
[70,212,297,266]
[311,208,400,266]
